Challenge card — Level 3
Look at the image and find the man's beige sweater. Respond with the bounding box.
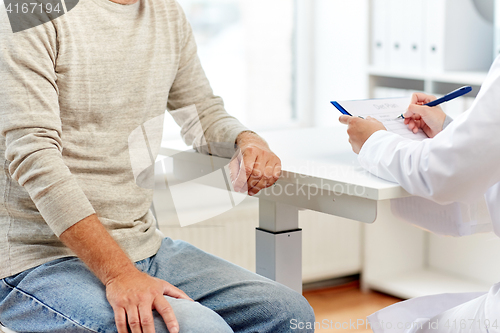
[0,0,248,279]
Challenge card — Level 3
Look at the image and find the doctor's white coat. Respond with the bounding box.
[357,56,500,333]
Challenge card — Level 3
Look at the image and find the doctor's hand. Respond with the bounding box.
[231,131,281,196]
[339,115,386,154]
[403,92,447,138]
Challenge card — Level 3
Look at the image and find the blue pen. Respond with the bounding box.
[397,86,472,119]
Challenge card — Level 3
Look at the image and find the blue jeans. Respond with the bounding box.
[0,238,314,332]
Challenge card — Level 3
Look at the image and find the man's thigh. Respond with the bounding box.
[0,257,115,332]
[0,257,233,333]
[144,238,315,333]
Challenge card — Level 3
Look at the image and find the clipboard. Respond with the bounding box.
[331,98,428,140]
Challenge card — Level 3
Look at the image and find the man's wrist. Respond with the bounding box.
[235,130,267,148]
[235,130,257,143]
[105,264,142,287]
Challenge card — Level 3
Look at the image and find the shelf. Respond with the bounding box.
[430,71,488,86]
[368,67,488,86]
[365,268,491,300]
[368,67,427,81]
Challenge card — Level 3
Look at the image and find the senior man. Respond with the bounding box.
[0,0,314,332]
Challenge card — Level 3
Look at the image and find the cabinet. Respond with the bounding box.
[362,0,500,299]
[363,201,500,299]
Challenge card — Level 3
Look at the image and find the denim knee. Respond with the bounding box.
[158,297,233,333]
[290,291,315,322]
[279,287,315,332]
[256,283,315,333]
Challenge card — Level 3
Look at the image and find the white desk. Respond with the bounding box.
[159,126,410,293]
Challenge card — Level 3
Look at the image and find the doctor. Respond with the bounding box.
[339,55,500,333]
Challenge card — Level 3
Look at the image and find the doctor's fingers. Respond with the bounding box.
[347,136,362,154]
[364,116,384,126]
[406,118,423,133]
[410,92,436,105]
[340,115,366,130]
[405,104,446,131]
[404,103,433,119]
[339,115,353,125]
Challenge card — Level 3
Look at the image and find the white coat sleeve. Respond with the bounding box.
[358,58,500,205]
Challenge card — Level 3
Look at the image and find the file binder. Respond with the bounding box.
[371,0,494,72]
[424,0,446,72]
[406,0,424,71]
[388,0,407,69]
[371,0,389,67]
[495,0,500,58]
[424,0,493,72]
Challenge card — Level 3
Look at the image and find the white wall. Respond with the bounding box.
[301,0,369,127]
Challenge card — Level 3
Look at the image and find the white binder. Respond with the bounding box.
[378,0,424,71]
[406,0,425,71]
[495,0,500,58]
[424,0,446,72]
[424,0,493,72]
[371,0,390,67]
[373,0,494,72]
[388,0,408,69]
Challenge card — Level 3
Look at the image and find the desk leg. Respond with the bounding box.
[256,199,302,293]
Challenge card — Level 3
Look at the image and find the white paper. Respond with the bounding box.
[335,97,428,140]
